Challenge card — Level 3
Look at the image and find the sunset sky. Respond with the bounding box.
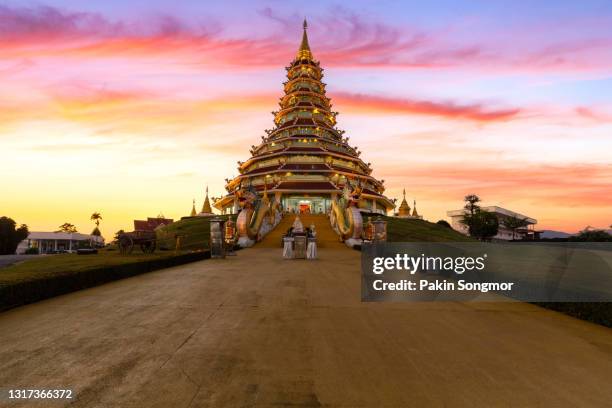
[1,0,612,238]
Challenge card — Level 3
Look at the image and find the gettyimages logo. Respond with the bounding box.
[361,242,612,302]
[372,253,488,275]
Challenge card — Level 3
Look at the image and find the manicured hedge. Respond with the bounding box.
[0,251,209,311]
[534,302,612,328]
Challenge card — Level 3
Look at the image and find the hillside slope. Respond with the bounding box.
[377,216,474,242]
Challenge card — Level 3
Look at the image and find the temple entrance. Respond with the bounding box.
[299,201,311,214]
[282,196,331,214]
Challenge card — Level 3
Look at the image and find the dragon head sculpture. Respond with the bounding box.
[341,179,363,207]
[235,184,258,209]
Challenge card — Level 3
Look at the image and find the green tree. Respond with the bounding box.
[570,228,612,242]
[469,211,499,241]
[458,195,498,240]
[0,217,29,255]
[57,223,77,233]
[502,215,529,240]
[114,229,125,243]
[463,194,481,216]
[459,194,482,232]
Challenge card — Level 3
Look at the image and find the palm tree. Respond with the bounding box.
[502,215,529,240]
[90,212,102,227]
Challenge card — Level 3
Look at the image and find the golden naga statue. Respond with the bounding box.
[235,184,280,247]
[330,180,364,245]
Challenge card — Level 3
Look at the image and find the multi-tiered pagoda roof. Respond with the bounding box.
[214,20,394,214]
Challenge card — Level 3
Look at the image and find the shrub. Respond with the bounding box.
[436,220,452,229]
[569,229,612,242]
[0,251,210,311]
[534,302,612,328]
[24,247,39,255]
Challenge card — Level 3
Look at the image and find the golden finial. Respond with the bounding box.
[297,18,312,59]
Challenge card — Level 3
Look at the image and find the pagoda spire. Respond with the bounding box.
[190,199,197,217]
[398,188,411,217]
[297,19,312,59]
[201,185,212,214]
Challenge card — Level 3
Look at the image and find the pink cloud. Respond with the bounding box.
[1,4,611,73]
[575,106,612,123]
[334,92,520,122]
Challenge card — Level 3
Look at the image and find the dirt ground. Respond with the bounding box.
[1,239,612,407]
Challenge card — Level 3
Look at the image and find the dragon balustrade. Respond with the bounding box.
[330,181,364,247]
[235,185,281,247]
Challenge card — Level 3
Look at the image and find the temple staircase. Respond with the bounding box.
[256,214,346,249]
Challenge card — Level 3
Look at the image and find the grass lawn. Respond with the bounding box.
[381,216,474,242]
[0,250,192,285]
[156,214,237,251]
[0,249,208,311]
[0,215,239,310]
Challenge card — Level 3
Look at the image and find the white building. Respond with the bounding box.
[446,206,539,240]
[16,232,105,254]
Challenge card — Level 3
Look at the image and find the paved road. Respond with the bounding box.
[0,255,33,269]
[1,246,612,407]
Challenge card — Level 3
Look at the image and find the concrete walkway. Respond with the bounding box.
[1,243,612,407]
[0,255,34,269]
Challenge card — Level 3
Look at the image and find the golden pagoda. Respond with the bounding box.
[214,20,393,215]
[397,190,423,219]
[190,199,197,217]
[199,186,213,215]
[412,200,420,218]
[397,189,411,217]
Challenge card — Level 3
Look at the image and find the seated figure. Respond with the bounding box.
[292,216,304,233]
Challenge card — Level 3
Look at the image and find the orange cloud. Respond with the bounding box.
[379,162,612,207]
